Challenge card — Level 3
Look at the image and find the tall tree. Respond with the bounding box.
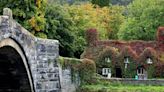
[91,0,111,7]
[0,0,47,38]
[118,0,164,40]
[111,0,133,5]
[45,4,75,57]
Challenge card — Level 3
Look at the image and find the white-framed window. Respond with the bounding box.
[137,67,148,80]
[124,57,129,69]
[137,68,144,74]
[105,57,111,63]
[102,68,111,75]
[146,57,153,64]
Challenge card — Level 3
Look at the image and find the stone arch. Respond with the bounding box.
[0,38,34,92]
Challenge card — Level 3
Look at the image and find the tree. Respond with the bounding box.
[67,4,124,40]
[118,0,164,40]
[0,0,36,23]
[107,5,125,39]
[64,4,124,58]
[48,0,91,5]
[111,0,133,6]
[0,0,124,58]
[45,4,75,57]
[91,0,111,7]
[0,0,47,38]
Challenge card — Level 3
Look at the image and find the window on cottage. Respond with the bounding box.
[137,68,144,74]
[138,68,141,74]
[142,68,144,74]
[146,57,153,64]
[102,68,111,75]
[105,57,111,63]
[124,57,129,69]
[137,67,147,80]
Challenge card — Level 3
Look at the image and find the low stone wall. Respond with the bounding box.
[60,67,79,92]
[102,78,164,86]
[57,57,96,92]
[58,57,81,92]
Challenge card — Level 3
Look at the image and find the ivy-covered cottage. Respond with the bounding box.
[81,27,164,80]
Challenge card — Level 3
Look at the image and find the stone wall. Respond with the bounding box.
[35,38,60,92]
[57,57,96,92]
[60,68,77,92]
[58,57,82,92]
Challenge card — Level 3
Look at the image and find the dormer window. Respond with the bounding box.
[146,57,153,64]
[105,57,111,63]
[124,57,129,69]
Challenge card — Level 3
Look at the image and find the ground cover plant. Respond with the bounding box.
[78,79,164,92]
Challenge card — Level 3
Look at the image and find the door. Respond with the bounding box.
[115,67,122,78]
[137,67,147,80]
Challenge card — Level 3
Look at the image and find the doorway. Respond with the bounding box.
[137,66,147,80]
[115,67,122,78]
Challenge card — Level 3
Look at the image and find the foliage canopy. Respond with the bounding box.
[1,0,163,58]
[118,0,164,40]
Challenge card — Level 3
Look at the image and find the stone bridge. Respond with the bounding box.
[0,8,60,92]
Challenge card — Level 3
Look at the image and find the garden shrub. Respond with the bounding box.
[156,53,164,77]
[155,64,164,78]
[79,59,96,84]
[122,60,136,78]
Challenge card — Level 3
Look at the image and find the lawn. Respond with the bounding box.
[78,81,164,92]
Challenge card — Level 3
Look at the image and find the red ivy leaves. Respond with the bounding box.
[86,29,98,46]
[157,27,164,43]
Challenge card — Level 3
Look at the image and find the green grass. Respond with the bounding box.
[78,81,164,92]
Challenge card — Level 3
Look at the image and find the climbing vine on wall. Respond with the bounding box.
[118,46,138,78]
[96,47,119,76]
[94,46,161,78]
[138,47,157,78]
[86,29,98,46]
[57,57,96,85]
